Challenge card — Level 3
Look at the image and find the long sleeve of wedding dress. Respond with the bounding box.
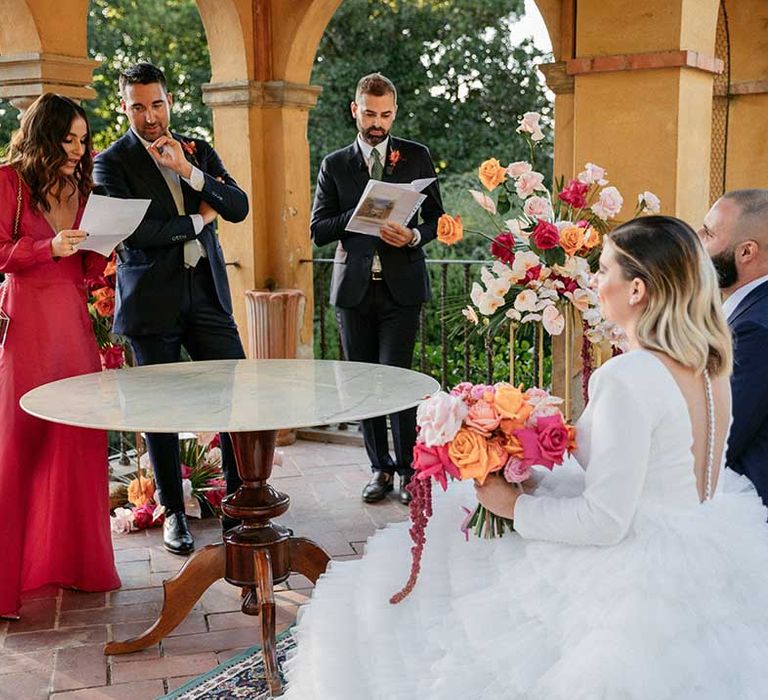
[514,355,657,545]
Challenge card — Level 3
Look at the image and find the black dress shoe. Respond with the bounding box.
[399,474,413,506]
[163,511,195,555]
[362,470,394,503]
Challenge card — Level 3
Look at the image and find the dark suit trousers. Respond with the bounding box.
[128,260,246,514]
[335,280,420,476]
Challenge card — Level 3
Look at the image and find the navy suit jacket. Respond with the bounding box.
[726,279,768,506]
[93,130,248,336]
[311,136,444,308]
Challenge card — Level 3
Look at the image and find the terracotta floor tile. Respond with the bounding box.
[58,603,161,629]
[4,625,107,653]
[49,679,165,699]
[60,592,106,613]
[5,598,57,634]
[51,644,108,691]
[113,549,149,564]
[110,651,218,684]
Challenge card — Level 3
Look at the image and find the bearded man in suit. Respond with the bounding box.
[94,62,248,554]
[699,189,768,506]
[311,72,444,506]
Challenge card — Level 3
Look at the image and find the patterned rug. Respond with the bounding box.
[159,628,296,699]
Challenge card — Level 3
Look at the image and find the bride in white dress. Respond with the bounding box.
[282,216,768,699]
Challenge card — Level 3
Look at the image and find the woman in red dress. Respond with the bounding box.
[0,93,121,618]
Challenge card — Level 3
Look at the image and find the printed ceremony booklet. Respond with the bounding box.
[345,177,436,236]
[77,194,151,256]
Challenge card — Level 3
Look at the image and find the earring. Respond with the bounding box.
[629,298,636,306]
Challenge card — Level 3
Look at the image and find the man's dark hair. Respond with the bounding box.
[355,73,397,104]
[119,62,168,94]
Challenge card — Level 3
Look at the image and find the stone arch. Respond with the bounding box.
[196,0,249,82]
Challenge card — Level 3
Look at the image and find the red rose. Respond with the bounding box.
[490,232,516,265]
[558,179,589,209]
[551,273,579,293]
[100,344,125,370]
[133,503,161,529]
[522,264,542,284]
[531,219,560,250]
[536,414,570,468]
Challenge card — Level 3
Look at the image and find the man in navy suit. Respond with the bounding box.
[311,73,444,506]
[700,189,768,505]
[94,62,248,554]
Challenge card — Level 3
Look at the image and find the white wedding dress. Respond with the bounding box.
[282,350,768,699]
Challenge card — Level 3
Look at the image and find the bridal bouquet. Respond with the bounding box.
[390,381,575,604]
[88,255,129,369]
[437,111,659,349]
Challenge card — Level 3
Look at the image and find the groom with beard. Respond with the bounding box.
[699,189,768,505]
[310,73,444,506]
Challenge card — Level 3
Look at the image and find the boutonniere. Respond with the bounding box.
[181,139,199,166]
[385,149,402,175]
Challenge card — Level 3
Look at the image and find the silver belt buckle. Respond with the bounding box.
[371,271,383,281]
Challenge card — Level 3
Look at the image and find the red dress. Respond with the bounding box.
[0,165,120,616]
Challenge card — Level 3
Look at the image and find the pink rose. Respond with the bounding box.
[535,414,570,468]
[469,384,496,402]
[133,502,161,529]
[416,391,468,446]
[465,399,502,437]
[490,232,516,266]
[523,195,553,220]
[413,442,460,491]
[100,344,125,370]
[450,382,474,401]
[514,427,543,468]
[204,478,227,511]
[515,171,546,199]
[558,179,589,209]
[591,186,623,221]
[181,464,192,479]
[516,112,545,142]
[503,456,531,484]
[506,161,532,178]
[531,219,560,250]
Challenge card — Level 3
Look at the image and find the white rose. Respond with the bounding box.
[591,186,623,221]
[577,162,608,185]
[515,171,546,199]
[523,195,553,220]
[638,190,661,214]
[506,161,532,178]
[516,112,545,142]
[416,392,468,447]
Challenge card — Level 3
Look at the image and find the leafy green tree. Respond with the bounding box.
[309,0,552,178]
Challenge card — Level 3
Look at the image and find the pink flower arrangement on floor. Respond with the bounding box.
[390,381,575,604]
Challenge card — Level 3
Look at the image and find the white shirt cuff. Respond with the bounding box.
[190,214,205,235]
[182,165,205,192]
[408,228,421,247]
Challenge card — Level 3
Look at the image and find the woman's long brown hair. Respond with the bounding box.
[6,93,93,211]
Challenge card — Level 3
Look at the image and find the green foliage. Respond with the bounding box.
[310,0,552,178]
[87,0,213,150]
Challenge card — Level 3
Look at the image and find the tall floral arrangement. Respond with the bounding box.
[88,255,129,369]
[437,111,660,354]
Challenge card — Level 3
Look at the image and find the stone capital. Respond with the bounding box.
[0,53,100,108]
[538,62,574,95]
[567,50,723,77]
[202,80,322,110]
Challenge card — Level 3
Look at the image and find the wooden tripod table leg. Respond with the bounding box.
[104,543,226,655]
[288,537,331,584]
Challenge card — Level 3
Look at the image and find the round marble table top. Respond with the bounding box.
[20,359,441,433]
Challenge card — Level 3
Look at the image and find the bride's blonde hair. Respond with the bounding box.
[608,215,732,376]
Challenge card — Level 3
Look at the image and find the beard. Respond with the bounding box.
[360,125,389,146]
[710,246,739,289]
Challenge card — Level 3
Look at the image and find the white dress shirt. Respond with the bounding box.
[722,274,768,320]
[133,130,207,266]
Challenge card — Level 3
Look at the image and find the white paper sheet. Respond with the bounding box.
[77,194,151,256]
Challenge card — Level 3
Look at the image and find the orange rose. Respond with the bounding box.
[437,213,464,245]
[559,226,587,256]
[448,428,505,484]
[493,383,533,429]
[92,287,115,318]
[478,158,507,192]
[583,226,601,250]
[104,258,117,277]
[127,475,155,507]
[567,425,578,452]
[501,432,525,458]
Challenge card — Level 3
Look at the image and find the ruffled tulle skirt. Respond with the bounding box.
[282,463,768,699]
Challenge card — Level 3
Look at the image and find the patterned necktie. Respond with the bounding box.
[370,148,384,180]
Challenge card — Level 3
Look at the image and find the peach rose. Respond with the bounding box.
[437,214,464,245]
[515,171,546,199]
[493,383,534,426]
[478,158,507,192]
[465,399,502,437]
[92,287,115,318]
[583,226,601,250]
[128,475,156,507]
[448,429,505,483]
[559,226,587,256]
